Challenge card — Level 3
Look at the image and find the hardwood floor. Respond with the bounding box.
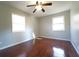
[0,37,78,57]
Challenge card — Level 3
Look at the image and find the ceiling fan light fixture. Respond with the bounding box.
[35,5,42,10]
[27,1,52,13]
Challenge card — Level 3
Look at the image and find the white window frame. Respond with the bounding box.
[12,13,25,32]
[52,16,65,31]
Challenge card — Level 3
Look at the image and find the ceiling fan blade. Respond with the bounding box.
[42,3,52,6]
[33,9,37,13]
[36,1,38,5]
[27,5,36,7]
[41,8,45,12]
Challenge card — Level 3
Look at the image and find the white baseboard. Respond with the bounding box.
[0,39,32,50]
[71,41,79,55]
[40,36,70,41]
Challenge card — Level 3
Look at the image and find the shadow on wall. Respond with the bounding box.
[24,26,36,41]
[72,14,79,54]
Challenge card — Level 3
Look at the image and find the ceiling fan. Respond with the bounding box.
[27,1,52,13]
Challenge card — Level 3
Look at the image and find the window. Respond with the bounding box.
[52,16,65,31]
[12,13,25,32]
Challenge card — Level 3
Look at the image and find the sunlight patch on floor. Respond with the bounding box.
[53,47,65,57]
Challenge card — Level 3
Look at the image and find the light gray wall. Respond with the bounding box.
[30,16,39,37]
[70,2,79,54]
[0,4,39,50]
[38,10,70,41]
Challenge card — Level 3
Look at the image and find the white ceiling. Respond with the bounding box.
[0,1,72,17]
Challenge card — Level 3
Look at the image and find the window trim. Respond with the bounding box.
[12,13,25,32]
[52,16,65,31]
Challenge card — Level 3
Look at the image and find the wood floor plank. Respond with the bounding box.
[0,37,78,57]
